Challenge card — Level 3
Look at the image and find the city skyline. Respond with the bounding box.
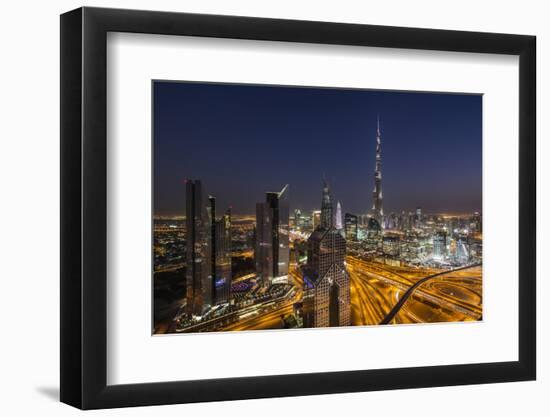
[153,80,483,335]
[154,81,482,216]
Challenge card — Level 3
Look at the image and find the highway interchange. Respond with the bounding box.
[202,257,483,332]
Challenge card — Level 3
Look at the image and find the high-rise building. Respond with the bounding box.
[365,216,382,250]
[383,234,401,257]
[185,180,211,317]
[335,201,343,232]
[255,203,270,286]
[207,197,233,306]
[468,234,483,262]
[255,185,290,286]
[214,206,232,304]
[321,177,333,229]
[302,181,350,328]
[207,196,217,307]
[415,207,423,228]
[456,234,469,264]
[472,212,482,233]
[433,230,448,259]
[294,208,302,230]
[400,211,409,231]
[312,210,321,231]
[372,115,383,222]
[344,213,358,241]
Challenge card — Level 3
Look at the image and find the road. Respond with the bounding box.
[379,263,482,324]
[171,257,483,332]
[347,256,428,325]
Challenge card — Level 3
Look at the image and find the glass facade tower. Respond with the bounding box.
[255,185,289,286]
[344,213,358,241]
[209,195,232,305]
[302,182,350,328]
[185,180,210,317]
[214,207,232,304]
[433,230,448,259]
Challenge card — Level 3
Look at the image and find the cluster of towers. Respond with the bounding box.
[185,180,232,318]
[253,178,351,328]
[184,116,383,326]
[300,116,385,328]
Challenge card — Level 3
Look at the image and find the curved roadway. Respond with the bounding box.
[379,263,482,325]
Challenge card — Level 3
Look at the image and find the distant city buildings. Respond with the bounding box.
[472,212,482,233]
[433,230,448,259]
[383,234,400,257]
[255,185,290,286]
[302,179,351,328]
[294,209,302,230]
[365,217,382,251]
[415,207,423,228]
[456,234,470,264]
[312,210,321,230]
[162,114,481,330]
[344,213,358,241]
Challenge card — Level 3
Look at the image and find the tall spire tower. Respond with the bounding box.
[372,115,383,221]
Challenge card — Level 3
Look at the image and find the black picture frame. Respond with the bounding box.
[60,6,536,410]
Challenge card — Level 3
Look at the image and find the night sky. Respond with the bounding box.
[153,81,482,216]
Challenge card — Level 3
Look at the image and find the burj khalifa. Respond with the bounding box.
[372,115,383,222]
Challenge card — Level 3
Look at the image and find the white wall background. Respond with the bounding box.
[0,0,545,415]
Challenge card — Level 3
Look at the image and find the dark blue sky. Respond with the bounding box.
[153,81,482,216]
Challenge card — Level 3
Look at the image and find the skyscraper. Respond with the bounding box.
[344,213,358,241]
[294,208,302,230]
[185,180,211,317]
[415,207,423,228]
[302,180,350,328]
[207,196,217,307]
[255,202,269,285]
[365,217,382,251]
[433,230,448,259]
[335,201,343,232]
[255,185,290,286]
[311,210,321,231]
[321,177,333,229]
[383,234,401,257]
[456,234,470,264]
[372,115,383,222]
[472,212,482,233]
[213,204,232,305]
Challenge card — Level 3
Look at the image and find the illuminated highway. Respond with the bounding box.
[392,266,482,323]
[380,264,482,324]
[347,256,425,325]
[174,257,482,332]
[346,257,482,326]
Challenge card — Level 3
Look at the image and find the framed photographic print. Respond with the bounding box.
[60,7,536,410]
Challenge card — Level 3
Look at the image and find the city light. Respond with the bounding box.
[153,116,483,334]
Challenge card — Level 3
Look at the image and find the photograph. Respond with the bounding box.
[52,3,539,411]
[152,81,483,334]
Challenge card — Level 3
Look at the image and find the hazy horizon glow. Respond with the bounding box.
[154,81,482,216]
